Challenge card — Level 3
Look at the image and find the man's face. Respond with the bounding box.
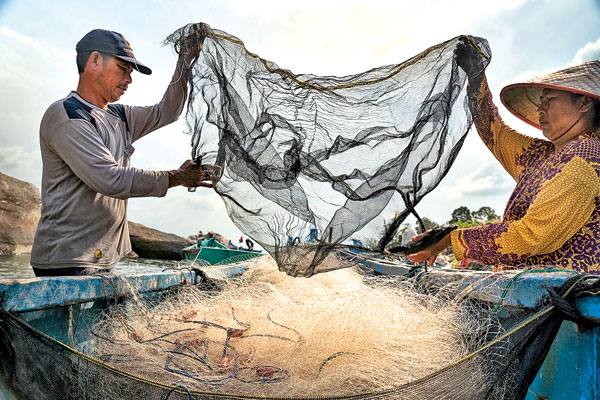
[97,56,133,104]
[537,88,583,143]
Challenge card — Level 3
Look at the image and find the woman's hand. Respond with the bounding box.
[406,232,452,266]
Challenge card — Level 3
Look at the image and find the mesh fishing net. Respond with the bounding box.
[2,261,599,400]
[86,259,495,397]
[164,23,491,277]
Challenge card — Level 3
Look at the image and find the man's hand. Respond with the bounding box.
[406,232,452,266]
[179,23,209,65]
[167,159,221,189]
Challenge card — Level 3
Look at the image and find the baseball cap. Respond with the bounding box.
[76,29,152,75]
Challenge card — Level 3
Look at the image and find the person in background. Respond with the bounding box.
[408,41,600,274]
[401,228,417,247]
[31,26,218,277]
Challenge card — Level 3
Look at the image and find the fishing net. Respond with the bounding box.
[2,261,600,400]
[164,23,491,277]
[86,258,496,397]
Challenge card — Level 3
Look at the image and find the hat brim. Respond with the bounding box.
[116,55,152,75]
[500,83,600,130]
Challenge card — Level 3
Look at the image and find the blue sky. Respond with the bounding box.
[1,0,599,241]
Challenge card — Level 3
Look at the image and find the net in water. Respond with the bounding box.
[164,24,491,277]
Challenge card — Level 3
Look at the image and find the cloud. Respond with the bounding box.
[0,27,77,184]
[220,0,529,76]
[437,159,514,200]
[127,187,240,239]
[572,37,600,64]
[0,146,41,185]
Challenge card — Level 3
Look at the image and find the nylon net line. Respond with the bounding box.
[87,259,498,397]
[3,262,599,400]
[164,24,491,277]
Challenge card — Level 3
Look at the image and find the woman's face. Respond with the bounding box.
[537,89,590,146]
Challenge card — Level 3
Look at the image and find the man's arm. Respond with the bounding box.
[46,118,216,198]
[126,26,205,142]
[47,119,168,199]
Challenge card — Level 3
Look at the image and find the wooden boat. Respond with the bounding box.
[182,237,263,265]
[344,250,600,400]
[0,257,598,399]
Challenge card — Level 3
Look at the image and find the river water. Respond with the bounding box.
[0,255,183,278]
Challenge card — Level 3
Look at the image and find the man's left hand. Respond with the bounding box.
[168,159,221,189]
[179,23,207,65]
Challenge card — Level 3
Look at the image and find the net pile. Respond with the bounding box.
[88,258,496,396]
[164,24,491,277]
[3,266,599,399]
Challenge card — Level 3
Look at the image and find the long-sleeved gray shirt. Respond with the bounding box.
[31,70,187,270]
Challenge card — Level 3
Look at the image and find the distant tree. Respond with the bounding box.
[472,206,500,223]
[362,220,412,250]
[398,222,412,234]
[449,206,472,224]
[416,217,439,233]
[453,220,482,229]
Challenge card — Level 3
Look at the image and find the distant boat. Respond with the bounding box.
[182,237,263,265]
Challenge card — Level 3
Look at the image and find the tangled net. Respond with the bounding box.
[164,24,491,277]
[88,257,502,397]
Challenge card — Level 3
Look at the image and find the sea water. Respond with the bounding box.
[0,255,175,277]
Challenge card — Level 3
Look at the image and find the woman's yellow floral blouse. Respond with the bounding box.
[450,77,600,273]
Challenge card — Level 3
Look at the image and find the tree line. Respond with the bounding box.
[364,206,501,250]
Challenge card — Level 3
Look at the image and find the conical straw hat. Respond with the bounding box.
[500,60,600,129]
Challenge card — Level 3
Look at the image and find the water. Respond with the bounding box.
[0,255,183,278]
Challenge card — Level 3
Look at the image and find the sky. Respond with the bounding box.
[1,0,599,242]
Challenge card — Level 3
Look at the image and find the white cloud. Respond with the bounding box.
[0,27,76,185]
[219,0,529,76]
[0,146,41,185]
[438,160,514,200]
[572,37,600,64]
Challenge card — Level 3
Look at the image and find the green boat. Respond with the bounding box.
[182,237,263,265]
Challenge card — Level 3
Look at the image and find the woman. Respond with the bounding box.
[408,57,600,274]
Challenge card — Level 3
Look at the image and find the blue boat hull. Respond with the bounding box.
[0,262,598,399]
[351,255,600,399]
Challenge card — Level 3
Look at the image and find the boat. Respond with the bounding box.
[0,257,598,399]
[345,250,600,400]
[182,237,263,265]
[0,266,246,400]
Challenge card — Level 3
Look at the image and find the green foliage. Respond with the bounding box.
[472,206,500,223]
[453,220,483,229]
[416,217,439,234]
[449,206,500,228]
[449,206,472,224]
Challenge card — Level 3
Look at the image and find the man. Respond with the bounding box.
[31,27,218,276]
[408,49,600,274]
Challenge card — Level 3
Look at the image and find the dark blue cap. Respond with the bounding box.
[76,29,152,75]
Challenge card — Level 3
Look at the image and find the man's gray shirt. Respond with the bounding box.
[31,77,187,270]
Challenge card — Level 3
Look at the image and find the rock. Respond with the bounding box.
[213,233,228,245]
[186,234,199,244]
[128,221,190,260]
[0,172,41,255]
[123,250,139,259]
[189,231,228,245]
